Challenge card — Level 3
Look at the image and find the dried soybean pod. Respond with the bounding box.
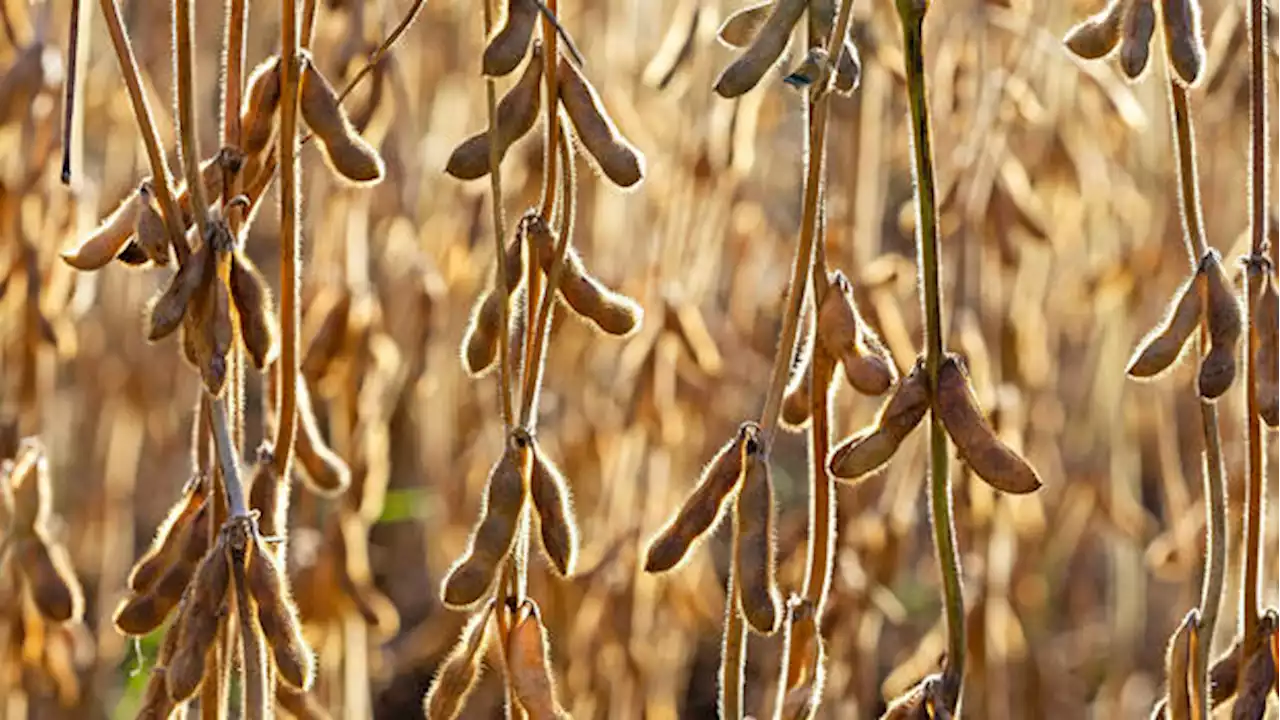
[241,56,282,155]
[446,45,544,180]
[529,441,578,576]
[247,533,314,690]
[166,542,232,702]
[134,186,170,266]
[937,354,1043,494]
[734,445,780,635]
[482,0,538,77]
[299,58,385,185]
[15,535,83,623]
[229,250,278,368]
[441,433,530,608]
[423,604,492,720]
[1162,0,1206,86]
[203,276,234,395]
[828,359,929,481]
[558,57,646,189]
[527,218,642,335]
[817,272,895,396]
[1207,640,1243,706]
[1254,271,1278,426]
[1062,0,1126,60]
[1199,253,1242,400]
[302,289,352,382]
[128,476,207,593]
[1127,270,1204,378]
[247,448,287,541]
[1163,610,1197,720]
[147,243,213,341]
[114,502,212,635]
[507,600,566,719]
[1119,0,1157,80]
[718,1,773,48]
[59,189,143,270]
[644,423,755,573]
[462,236,523,375]
[714,0,806,98]
[1232,613,1278,720]
[294,377,351,496]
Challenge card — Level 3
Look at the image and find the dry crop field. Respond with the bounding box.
[0,0,1275,717]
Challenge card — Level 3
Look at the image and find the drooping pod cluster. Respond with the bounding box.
[558,57,647,189]
[1063,0,1206,85]
[1125,250,1242,400]
[714,0,861,98]
[815,271,896,396]
[299,51,386,185]
[1,440,84,626]
[446,43,544,180]
[526,213,643,337]
[827,358,929,481]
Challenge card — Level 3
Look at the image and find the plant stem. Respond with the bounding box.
[1166,74,1231,711]
[519,115,575,428]
[273,0,302,478]
[337,0,427,104]
[483,0,515,429]
[60,0,82,185]
[898,1,964,705]
[210,396,249,518]
[222,0,246,151]
[173,0,212,238]
[1240,0,1269,661]
[720,530,746,720]
[96,0,189,265]
[539,0,560,219]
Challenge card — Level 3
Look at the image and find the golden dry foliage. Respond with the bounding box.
[0,0,1274,718]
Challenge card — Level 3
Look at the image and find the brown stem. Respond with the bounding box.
[96,0,189,265]
[538,0,560,219]
[173,0,212,238]
[60,0,82,184]
[482,0,515,428]
[337,0,427,104]
[272,0,302,478]
[519,115,575,428]
[222,0,246,151]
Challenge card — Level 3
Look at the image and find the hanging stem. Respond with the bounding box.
[483,0,515,428]
[897,0,964,705]
[273,0,302,477]
[1166,70,1231,715]
[538,0,560,219]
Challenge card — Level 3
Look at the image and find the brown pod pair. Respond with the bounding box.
[1254,270,1278,426]
[180,256,234,396]
[165,539,232,702]
[507,600,568,719]
[1119,0,1157,80]
[527,215,643,336]
[300,55,385,185]
[559,57,647,189]
[714,0,806,98]
[229,249,278,369]
[245,530,315,690]
[423,603,493,720]
[1198,252,1241,400]
[113,500,212,635]
[447,44,544,180]
[1063,0,1126,60]
[441,431,531,608]
[462,229,525,376]
[242,56,282,156]
[147,240,214,342]
[828,359,929,481]
[13,534,83,623]
[59,189,144,270]
[936,354,1042,494]
[529,440,578,576]
[735,443,780,635]
[483,0,539,77]
[1161,0,1206,86]
[1127,268,1204,378]
[816,271,896,396]
[645,422,758,573]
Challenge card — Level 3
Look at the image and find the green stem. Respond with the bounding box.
[898,1,964,705]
